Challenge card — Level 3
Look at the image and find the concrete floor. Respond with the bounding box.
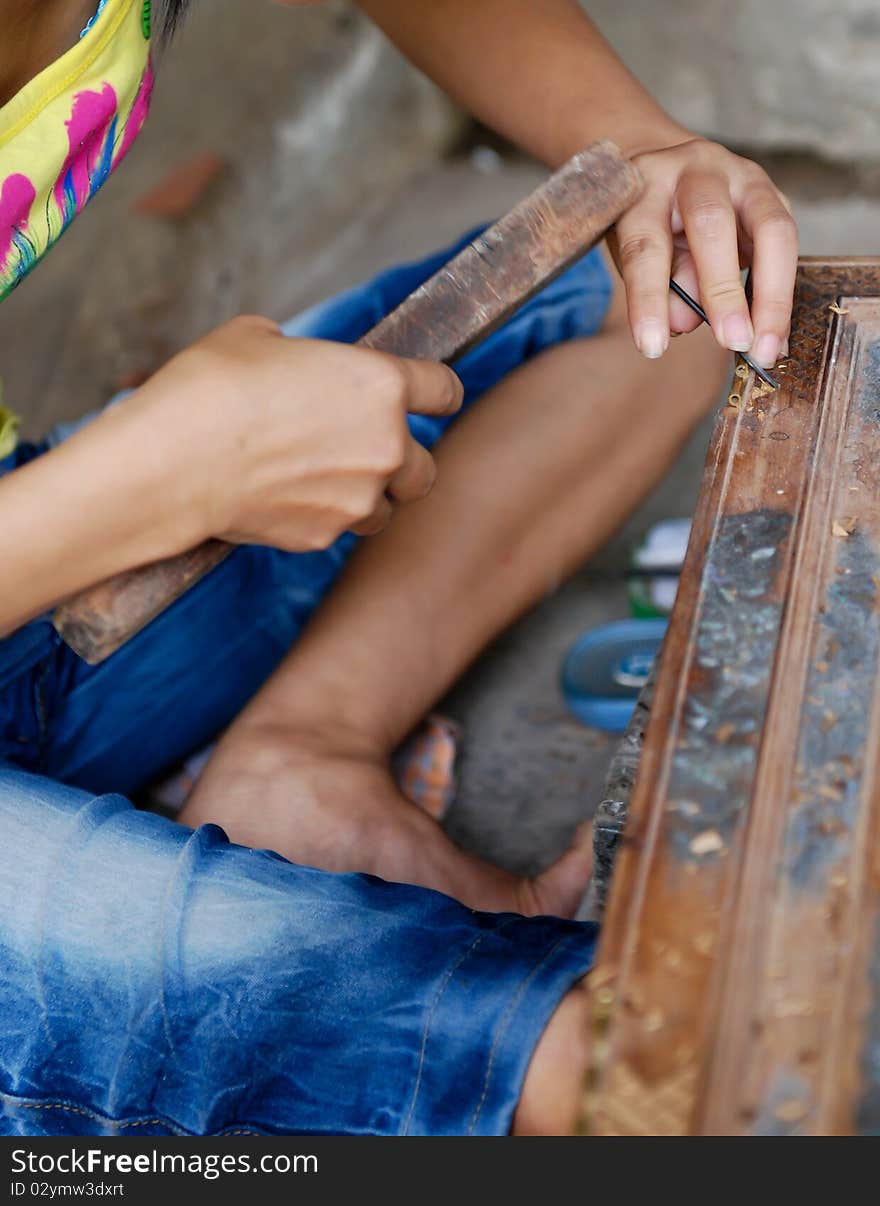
[4,102,879,876]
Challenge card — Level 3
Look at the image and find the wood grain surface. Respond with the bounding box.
[583,258,880,1136]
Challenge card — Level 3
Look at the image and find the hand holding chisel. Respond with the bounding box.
[54,141,644,663]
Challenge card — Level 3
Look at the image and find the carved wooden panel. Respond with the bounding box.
[584,258,880,1136]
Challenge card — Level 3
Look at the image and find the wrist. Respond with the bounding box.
[84,392,210,564]
[561,110,691,164]
[613,118,694,160]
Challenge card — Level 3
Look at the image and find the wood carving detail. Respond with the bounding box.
[585,260,880,1137]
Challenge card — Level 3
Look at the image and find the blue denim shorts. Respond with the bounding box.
[0,233,611,1136]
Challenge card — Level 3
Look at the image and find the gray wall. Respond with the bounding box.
[585,0,880,161]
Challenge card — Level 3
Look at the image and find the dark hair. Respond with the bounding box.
[159,0,192,37]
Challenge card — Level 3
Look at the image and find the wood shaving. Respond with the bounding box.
[689,829,724,856]
[774,1099,810,1122]
[644,1009,665,1033]
[818,783,843,801]
[832,517,857,537]
[819,816,846,833]
[828,302,849,316]
[773,1000,813,1018]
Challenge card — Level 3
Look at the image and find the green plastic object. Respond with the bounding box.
[626,517,691,618]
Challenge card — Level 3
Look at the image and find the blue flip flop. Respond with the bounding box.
[562,618,668,733]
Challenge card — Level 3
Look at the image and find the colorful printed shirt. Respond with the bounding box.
[0,0,154,306]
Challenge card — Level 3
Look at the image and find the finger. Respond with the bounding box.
[677,171,752,352]
[613,198,674,359]
[349,495,393,537]
[394,357,464,418]
[387,438,437,503]
[740,184,799,368]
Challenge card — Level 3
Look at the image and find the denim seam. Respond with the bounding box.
[0,644,54,764]
[400,925,501,1135]
[1,1095,174,1133]
[0,1092,264,1136]
[466,933,571,1134]
[138,828,205,1124]
[34,653,53,755]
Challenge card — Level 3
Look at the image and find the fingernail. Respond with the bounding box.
[636,320,668,360]
[752,334,780,368]
[781,337,790,358]
[722,315,754,352]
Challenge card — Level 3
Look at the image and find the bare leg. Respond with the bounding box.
[182,270,727,912]
[513,982,591,1134]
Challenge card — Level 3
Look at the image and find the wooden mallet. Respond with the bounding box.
[53,140,643,664]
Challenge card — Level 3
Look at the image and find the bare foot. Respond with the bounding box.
[179,722,592,916]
